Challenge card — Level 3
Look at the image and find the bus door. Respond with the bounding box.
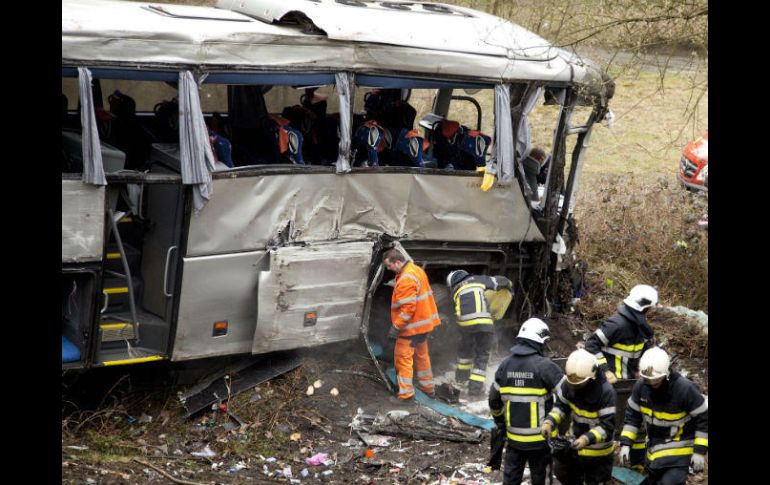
[253,240,375,354]
[62,179,106,369]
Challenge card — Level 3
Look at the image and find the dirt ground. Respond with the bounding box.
[62,304,708,485]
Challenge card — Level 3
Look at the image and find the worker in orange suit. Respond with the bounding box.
[383,248,441,400]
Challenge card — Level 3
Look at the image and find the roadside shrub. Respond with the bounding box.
[574,174,707,311]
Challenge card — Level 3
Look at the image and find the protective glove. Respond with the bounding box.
[497,276,513,289]
[480,172,496,192]
[540,421,553,438]
[691,453,705,472]
[388,326,399,339]
[605,370,618,384]
[571,435,589,451]
[618,445,630,466]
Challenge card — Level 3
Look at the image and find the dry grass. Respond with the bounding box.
[574,175,708,311]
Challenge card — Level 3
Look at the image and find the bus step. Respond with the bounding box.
[99,322,137,342]
[104,242,141,274]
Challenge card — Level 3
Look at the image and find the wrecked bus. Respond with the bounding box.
[62,0,614,370]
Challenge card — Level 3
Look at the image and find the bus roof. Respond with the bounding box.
[62,0,609,95]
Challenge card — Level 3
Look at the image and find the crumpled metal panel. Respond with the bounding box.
[253,241,374,353]
[62,0,601,88]
[62,180,105,263]
[186,173,544,256]
[218,0,556,60]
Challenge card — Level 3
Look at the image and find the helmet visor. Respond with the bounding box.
[641,374,666,386]
[566,374,591,387]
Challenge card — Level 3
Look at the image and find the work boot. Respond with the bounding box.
[418,388,435,399]
[389,394,414,404]
[467,382,485,397]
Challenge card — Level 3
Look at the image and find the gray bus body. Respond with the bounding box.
[61,0,613,369]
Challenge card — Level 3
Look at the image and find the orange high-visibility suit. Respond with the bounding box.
[390,261,441,399]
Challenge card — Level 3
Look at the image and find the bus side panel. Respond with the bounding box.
[253,241,374,354]
[171,250,268,361]
[186,174,543,257]
[62,180,105,263]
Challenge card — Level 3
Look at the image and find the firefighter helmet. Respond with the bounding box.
[624,284,658,312]
[639,347,670,380]
[517,318,550,344]
[446,270,470,289]
[565,349,597,385]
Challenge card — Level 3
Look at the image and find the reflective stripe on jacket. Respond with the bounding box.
[620,372,708,470]
[450,275,512,331]
[488,340,564,451]
[546,375,617,457]
[584,304,653,379]
[391,261,440,336]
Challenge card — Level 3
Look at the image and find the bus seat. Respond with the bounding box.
[153,98,179,143]
[103,90,155,170]
[432,119,490,171]
[61,130,127,173]
[62,335,81,363]
[255,115,306,165]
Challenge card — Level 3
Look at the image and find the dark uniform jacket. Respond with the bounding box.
[545,374,617,458]
[449,275,512,333]
[489,339,564,451]
[620,372,708,470]
[584,303,653,379]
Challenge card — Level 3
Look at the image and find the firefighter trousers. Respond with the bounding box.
[553,451,613,485]
[455,331,494,394]
[503,445,550,485]
[394,334,434,399]
[647,465,689,485]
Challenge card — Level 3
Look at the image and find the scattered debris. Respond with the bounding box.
[133,458,208,485]
[435,383,460,404]
[65,445,89,451]
[138,413,153,424]
[313,379,324,389]
[330,387,339,396]
[358,433,392,447]
[386,368,494,431]
[228,461,247,473]
[290,432,302,441]
[307,385,315,396]
[305,452,330,466]
[329,369,384,384]
[178,351,303,417]
[301,468,310,478]
[612,465,647,485]
[664,305,708,333]
[191,444,216,458]
[353,407,484,443]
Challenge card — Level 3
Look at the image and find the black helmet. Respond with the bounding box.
[446,270,470,289]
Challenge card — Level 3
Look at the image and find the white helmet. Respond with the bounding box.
[638,347,670,380]
[517,318,550,344]
[565,349,597,385]
[624,284,658,312]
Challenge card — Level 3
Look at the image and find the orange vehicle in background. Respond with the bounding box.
[678,131,708,191]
